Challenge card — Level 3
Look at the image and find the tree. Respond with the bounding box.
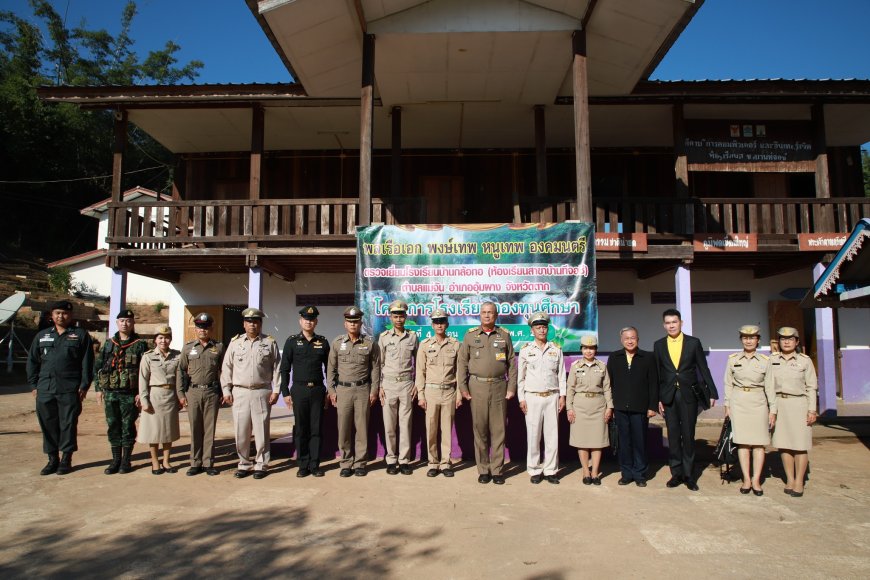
[0,1,203,260]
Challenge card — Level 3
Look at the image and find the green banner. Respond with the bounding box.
[355,223,597,352]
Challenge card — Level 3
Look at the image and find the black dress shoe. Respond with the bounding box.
[56,453,73,475]
[339,468,353,478]
[252,471,267,480]
[441,468,454,478]
[617,477,632,486]
[591,476,601,486]
[234,470,251,479]
[546,475,560,485]
[492,475,505,485]
[478,474,492,484]
[386,464,399,475]
[427,468,439,477]
[151,468,165,475]
[752,488,764,497]
[636,479,647,488]
[40,455,59,476]
[530,474,543,484]
[354,468,366,477]
[187,466,203,476]
[163,466,178,474]
[311,468,325,477]
[206,467,220,476]
[788,489,804,498]
[666,476,683,488]
[739,486,751,495]
[400,464,413,475]
[685,479,699,491]
[297,468,311,478]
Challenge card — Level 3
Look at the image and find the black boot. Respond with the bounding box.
[40,453,59,476]
[118,446,134,474]
[56,452,73,475]
[104,446,122,475]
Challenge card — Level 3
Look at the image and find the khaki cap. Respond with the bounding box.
[154,325,172,336]
[241,307,264,319]
[777,326,800,339]
[388,300,408,313]
[343,306,363,321]
[738,325,761,337]
[580,335,598,347]
[528,311,550,326]
[430,308,449,322]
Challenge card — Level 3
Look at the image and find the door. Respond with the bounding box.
[421,176,464,224]
[183,305,224,344]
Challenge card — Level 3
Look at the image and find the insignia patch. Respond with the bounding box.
[340,343,348,351]
[495,353,506,361]
[40,336,54,342]
[191,349,198,356]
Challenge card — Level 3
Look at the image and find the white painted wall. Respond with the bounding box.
[69,258,171,304]
[96,215,109,249]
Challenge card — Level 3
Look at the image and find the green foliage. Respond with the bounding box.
[153,301,166,313]
[862,149,870,198]
[47,266,72,294]
[0,1,203,259]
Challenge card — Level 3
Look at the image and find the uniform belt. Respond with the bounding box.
[526,390,558,397]
[425,382,456,389]
[471,375,504,383]
[337,379,370,387]
[582,392,602,397]
[738,387,761,392]
[777,392,804,398]
[191,383,217,389]
[383,373,412,381]
[294,381,323,388]
[150,384,174,390]
[233,384,270,390]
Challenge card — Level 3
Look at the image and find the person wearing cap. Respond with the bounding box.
[566,334,612,485]
[766,327,818,498]
[137,325,183,474]
[653,308,719,491]
[457,301,517,485]
[724,325,776,496]
[606,326,658,487]
[518,312,567,485]
[415,308,461,477]
[179,312,225,476]
[27,300,93,476]
[95,308,149,475]
[220,307,281,480]
[280,306,330,478]
[377,299,419,475]
[326,306,381,477]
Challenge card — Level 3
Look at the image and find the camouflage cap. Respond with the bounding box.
[388,299,408,313]
[777,326,800,339]
[299,306,319,320]
[49,300,73,312]
[155,324,172,336]
[580,335,599,347]
[343,306,363,321]
[193,312,214,327]
[528,311,550,326]
[116,308,135,320]
[738,324,761,337]
[430,308,449,322]
[241,307,264,319]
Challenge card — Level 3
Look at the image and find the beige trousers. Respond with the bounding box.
[525,393,559,476]
[337,387,370,469]
[232,388,271,471]
[382,379,414,465]
[424,386,456,469]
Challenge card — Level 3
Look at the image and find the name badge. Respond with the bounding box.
[495,353,506,361]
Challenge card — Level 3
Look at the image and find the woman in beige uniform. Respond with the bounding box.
[566,336,613,485]
[723,325,776,496]
[137,325,182,474]
[766,327,818,497]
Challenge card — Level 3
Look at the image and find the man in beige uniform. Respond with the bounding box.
[327,306,381,477]
[220,308,280,480]
[179,312,224,476]
[458,301,517,485]
[378,300,419,475]
[517,312,566,484]
[416,309,462,478]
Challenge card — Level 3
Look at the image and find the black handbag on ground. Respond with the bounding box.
[713,417,738,481]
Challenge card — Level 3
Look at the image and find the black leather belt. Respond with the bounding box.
[294,381,323,388]
[337,379,370,387]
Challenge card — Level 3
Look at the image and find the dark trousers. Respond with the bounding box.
[291,383,325,470]
[186,388,221,467]
[664,387,699,480]
[468,378,507,476]
[36,391,81,454]
[615,410,648,481]
[104,391,139,447]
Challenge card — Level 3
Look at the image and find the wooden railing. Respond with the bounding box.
[522,197,870,236]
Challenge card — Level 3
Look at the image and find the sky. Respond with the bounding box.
[2,0,869,84]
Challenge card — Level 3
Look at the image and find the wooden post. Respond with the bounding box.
[512,152,522,223]
[535,105,548,197]
[250,105,265,239]
[111,110,128,238]
[812,103,833,231]
[572,30,593,222]
[359,33,375,226]
[391,106,402,198]
[673,102,689,197]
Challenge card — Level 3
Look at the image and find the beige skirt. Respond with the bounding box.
[569,394,609,449]
[729,388,770,446]
[771,395,812,451]
[137,387,180,444]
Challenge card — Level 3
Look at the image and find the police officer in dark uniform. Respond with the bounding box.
[179,312,225,476]
[94,309,150,474]
[280,306,331,478]
[27,300,93,475]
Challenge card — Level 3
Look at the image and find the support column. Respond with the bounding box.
[111,110,128,239]
[250,105,265,240]
[813,262,838,416]
[675,263,693,336]
[109,268,128,336]
[359,33,375,226]
[248,267,263,311]
[534,105,548,197]
[571,30,592,223]
[812,103,833,231]
[391,106,402,198]
[673,102,689,197]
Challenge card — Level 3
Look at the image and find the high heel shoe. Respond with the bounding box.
[151,467,165,475]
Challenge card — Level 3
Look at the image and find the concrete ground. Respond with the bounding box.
[1,381,869,580]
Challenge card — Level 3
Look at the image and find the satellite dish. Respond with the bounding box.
[0,292,26,325]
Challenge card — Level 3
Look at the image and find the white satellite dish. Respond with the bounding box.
[0,292,26,325]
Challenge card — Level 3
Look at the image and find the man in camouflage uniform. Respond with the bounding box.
[94,309,149,474]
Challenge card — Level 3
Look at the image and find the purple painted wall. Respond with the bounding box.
[841,349,870,403]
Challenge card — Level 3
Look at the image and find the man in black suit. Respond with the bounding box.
[653,308,718,491]
[606,326,658,487]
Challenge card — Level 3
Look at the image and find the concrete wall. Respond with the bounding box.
[70,259,171,304]
[838,308,870,402]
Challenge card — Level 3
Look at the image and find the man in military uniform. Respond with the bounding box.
[458,301,518,485]
[179,312,224,476]
[377,300,419,475]
[280,306,330,478]
[95,309,149,474]
[27,300,93,475]
[220,307,281,480]
[517,312,566,484]
[326,306,381,477]
[415,308,461,478]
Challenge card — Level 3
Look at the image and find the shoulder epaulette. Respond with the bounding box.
[758,353,769,360]
[184,339,197,345]
[231,334,242,341]
[797,352,810,359]
[729,352,739,358]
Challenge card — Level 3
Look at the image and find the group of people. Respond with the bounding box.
[27,300,818,495]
